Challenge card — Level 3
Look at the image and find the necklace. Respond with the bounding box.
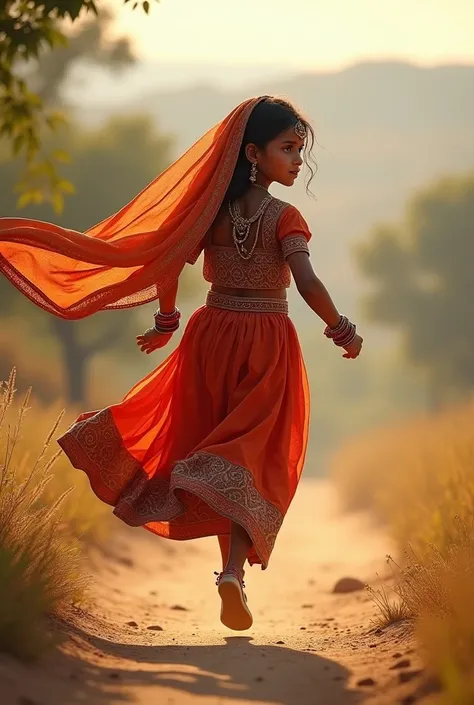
[252,183,269,193]
[228,195,272,260]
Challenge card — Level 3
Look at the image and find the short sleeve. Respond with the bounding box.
[277,205,312,259]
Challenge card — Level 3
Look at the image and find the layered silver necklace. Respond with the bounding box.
[228,186,272,260]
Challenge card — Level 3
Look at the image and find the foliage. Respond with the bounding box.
[331,400,474,702]
[355,172,474,405]
[0,369,89,660]
[0,0,159,209]
[0,113,178,403]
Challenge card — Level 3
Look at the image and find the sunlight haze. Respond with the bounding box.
[113,0,473,70]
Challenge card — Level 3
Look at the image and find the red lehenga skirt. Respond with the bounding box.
[58,291,310,568]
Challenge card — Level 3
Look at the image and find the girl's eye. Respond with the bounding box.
[283,146,292,152]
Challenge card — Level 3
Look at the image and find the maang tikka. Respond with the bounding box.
[294,120,307,140]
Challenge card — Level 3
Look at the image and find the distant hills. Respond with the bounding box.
[77,60,474,321]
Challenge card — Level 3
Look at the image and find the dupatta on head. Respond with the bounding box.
[0,97,262,320]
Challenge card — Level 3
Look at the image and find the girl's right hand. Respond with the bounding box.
[136,327,173,354]
[342,333,363,359]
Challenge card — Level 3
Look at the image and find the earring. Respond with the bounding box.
[249,162,258,183]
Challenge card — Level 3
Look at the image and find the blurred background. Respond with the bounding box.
[1,0,473,473]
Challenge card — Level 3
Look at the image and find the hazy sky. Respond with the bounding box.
[114,0,472,70]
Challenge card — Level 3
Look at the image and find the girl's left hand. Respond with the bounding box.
[136,327,173,354]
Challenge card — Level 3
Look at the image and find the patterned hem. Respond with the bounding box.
[172,452,284,567]
[206,290,288,315]
[58,409,283,568]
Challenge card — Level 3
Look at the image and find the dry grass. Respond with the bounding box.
[0,369,97,660]
[331,399,474,703]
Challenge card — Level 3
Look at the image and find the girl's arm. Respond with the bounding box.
[136,280,180,354]
[287,252,363,359]
[288,252,341,327]
[158,280,179,314]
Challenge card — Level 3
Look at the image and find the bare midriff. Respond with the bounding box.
[210,284,287,300]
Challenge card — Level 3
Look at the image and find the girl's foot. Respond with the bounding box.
[215,565,253,631]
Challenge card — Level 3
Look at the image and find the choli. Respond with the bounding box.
[189,198,311,290]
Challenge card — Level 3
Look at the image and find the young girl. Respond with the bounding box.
[0,96,362,631]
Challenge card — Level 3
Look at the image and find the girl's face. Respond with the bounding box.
[247,126,305,188]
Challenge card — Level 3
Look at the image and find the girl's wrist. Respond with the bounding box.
[153,306,181,334]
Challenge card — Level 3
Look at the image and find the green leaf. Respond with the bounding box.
[58,179,75,194]
[51,191,65,214]
[52,149,71,164]
[13,134,24,155]
[17,192,34,209]
[31,189,44,205]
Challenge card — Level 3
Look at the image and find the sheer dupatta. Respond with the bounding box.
[0,98,262,319]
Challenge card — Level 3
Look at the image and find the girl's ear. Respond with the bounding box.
[245,143,258,163]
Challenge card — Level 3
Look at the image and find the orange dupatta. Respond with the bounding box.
[0,98,262,319]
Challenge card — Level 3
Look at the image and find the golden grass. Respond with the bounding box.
[331,399,474,703]
[0,369,108,660]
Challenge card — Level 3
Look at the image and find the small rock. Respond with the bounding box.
[357,677,376,687]
[108,673,120,680]
[300,627,306,630]
[302,604,314,609]
[333,577,365,594]
[126,620,138,628]
[149,590,158,596]
[118,556,134,567]
[374,628,383,635]
[147,624,164,631]
[369,644,377,648]
[276,640,285,645]
[393,652,403,658]
[255,676,264,682]
[171,604,188,611]
[390,659,411,670]
[399,670,423,684]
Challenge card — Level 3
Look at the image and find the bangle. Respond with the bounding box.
[324,316,357,347]
[153,306,181,334]
[155,307,180,319]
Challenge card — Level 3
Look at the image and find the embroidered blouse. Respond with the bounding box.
[187,198,311,290]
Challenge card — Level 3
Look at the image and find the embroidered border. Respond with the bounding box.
[281,235,310,259]
[206,290,288,314]
[58,407,283,568]
[262,198,291,249]
[171,452,283,567]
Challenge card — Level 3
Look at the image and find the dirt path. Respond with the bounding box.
[1,479,434,705]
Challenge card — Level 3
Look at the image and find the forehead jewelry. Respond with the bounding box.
[294,120,307,140]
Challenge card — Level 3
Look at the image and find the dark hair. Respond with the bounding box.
[224,96,317,203]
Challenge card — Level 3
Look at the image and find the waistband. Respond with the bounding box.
[206,290,289,315]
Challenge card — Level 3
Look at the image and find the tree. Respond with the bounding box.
[355,172,474,407]
[0,113,174,403]
[0,0,158,208]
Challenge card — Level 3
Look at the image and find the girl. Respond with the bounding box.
[0,96,362,632]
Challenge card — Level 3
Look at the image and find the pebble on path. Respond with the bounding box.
[333,577,365,594]
[357,678,376,687]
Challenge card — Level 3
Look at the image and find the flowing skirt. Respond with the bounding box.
[58,291,310,568]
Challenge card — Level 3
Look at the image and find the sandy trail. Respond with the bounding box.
[1,479,434,705]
